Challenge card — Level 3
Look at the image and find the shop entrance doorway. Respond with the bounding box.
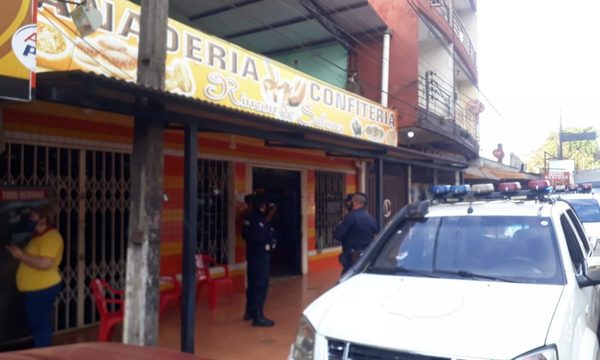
[252,168,302,277]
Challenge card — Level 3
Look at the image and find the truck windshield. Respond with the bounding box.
[370,216,564,285]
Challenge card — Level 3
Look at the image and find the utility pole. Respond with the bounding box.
[558,110,563,160]
[123,0,169,346]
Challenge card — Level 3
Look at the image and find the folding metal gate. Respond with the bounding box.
[197,159,230,264]
[315,171,345,249]
[1,143,232,333]
[0,143,130,331]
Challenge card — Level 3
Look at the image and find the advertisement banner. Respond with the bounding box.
[36,0,398,146]
[0,0,34,101]
[0,187,51,347]
[543,171,571,186]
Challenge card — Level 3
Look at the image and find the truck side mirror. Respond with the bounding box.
[584,256,600,284]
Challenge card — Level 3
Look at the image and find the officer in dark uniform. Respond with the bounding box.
[242,195,276,327]
[335,193,379,274]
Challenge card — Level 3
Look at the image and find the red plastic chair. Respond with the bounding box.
[90,279,124,342]
[195,254,234,310]
[159,275,181,316]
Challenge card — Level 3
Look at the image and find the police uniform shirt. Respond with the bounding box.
[242,210,273,256]
[334,208,379,251]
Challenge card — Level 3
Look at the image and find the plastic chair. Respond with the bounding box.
[90,278,124,342]
[159,275,181,316]
[195,254,234,310]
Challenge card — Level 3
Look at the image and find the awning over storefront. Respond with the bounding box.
[34,0,471,171]
[34,71,468,171]
[465,162,540,182]
[464,166,499,181]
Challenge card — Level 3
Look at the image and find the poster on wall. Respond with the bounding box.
[0,0,35,101]
[36,0,398,146]
[0,187,50,348]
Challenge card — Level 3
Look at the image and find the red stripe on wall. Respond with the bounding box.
[235,163,246,178]
[5,109,133,138]
[199,138,354,168]
[309,254,342,273]
[346,174,358,189]
[235,245,246,263]
[161,255,182,276]
[164,155,184,174]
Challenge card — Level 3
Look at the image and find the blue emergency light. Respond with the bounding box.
[430,185,451,196]
[449,184,470,196]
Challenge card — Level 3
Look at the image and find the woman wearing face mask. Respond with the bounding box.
[5,205,64,348]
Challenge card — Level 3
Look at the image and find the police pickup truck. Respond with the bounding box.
[290,180,600,360]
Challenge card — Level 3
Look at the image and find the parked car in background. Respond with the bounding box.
[290,181,600,360]
[555,193,600,245]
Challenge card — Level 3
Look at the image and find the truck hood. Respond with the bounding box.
[305,274,564,359]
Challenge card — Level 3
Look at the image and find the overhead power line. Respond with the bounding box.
[219,0,421,111]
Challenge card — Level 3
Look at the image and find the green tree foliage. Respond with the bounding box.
[527,127,600,173]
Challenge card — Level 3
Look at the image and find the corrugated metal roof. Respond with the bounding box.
[464,165,539,181]
[171,0,388,55]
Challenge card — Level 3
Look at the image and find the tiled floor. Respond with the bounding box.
[54,268,340,360]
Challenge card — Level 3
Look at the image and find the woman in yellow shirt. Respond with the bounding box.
[5,205,64,348]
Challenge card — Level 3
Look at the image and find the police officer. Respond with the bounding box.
[242,195,276,327]
[334,193,379,275]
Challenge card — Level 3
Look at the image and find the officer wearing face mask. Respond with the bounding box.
[335,193,378,275]
[5,205,64,347]
[343,193,354,213]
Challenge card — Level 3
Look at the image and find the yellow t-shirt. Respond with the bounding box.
[16,228,64,292]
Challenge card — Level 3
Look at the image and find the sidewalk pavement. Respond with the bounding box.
[53,268,340,360]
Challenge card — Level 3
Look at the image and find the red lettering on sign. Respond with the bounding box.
[24,32,36,43]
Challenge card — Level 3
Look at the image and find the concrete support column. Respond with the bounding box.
[358,160,367,193]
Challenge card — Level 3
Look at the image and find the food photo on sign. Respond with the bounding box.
[35,0,398,147]
[0,187,53,349]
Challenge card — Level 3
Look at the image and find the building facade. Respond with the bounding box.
[0,0,477,345]
[353,0,480,210]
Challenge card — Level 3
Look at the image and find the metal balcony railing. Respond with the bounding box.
[418,72,480,142]
[451,9,476,64]
[430,0,477,65]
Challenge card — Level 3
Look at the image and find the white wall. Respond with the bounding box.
[456,9,478,48]
[418,20,453,83]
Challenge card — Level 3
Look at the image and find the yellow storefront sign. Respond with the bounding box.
[37,0,398,146]
[0,0,34,101]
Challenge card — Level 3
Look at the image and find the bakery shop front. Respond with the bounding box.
[0,0,462,346]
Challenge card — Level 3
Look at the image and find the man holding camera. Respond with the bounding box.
[242,195,277,327]
[335,193,378,275]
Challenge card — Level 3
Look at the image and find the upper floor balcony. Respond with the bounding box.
[426,0,477,77]
[451,9,476,65]
[404,71,480,158]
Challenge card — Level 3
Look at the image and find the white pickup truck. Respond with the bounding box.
[290,182,600,360]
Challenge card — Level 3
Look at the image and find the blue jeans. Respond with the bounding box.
[24,283,61,347]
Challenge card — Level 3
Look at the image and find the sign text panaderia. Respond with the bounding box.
[37,0,398,145]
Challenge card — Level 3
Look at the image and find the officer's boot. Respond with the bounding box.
[252,310,275,327]
[243,307,254,321]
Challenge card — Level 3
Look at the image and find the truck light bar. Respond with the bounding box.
[471,183,494,194]
[528,180,552,192]
[498,182,521,193]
